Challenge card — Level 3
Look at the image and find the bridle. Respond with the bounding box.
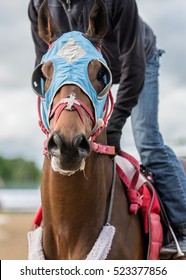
[37,88,115,156]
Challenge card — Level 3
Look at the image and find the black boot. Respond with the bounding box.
[160,226,186,259]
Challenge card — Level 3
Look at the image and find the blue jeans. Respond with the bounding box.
[131,49,186,228]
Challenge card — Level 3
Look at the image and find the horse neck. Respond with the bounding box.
[41,137,113,259]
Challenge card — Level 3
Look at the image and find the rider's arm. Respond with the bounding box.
[107,0,145,151]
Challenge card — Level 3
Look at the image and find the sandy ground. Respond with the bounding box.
[0,212,34,260]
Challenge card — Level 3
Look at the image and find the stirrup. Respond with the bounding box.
[158,194,184,258]
[166,225,184,258]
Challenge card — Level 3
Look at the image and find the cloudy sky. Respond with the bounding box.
[0,0,186,168]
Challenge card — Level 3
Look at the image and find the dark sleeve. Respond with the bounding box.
[107,0,145,133]
[28,0,48,66]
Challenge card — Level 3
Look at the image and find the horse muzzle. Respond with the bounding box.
[47,131,90,175]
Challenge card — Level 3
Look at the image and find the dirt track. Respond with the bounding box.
[0,212,34,260]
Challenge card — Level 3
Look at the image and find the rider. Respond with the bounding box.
[28,0,186,258]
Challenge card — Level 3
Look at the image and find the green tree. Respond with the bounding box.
[0,156,41,189]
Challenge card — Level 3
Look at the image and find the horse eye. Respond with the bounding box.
[97,70,105,82]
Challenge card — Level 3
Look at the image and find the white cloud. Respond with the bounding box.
[159,87,186,142]
[0,0,35,89]
[0,88,45,167]
[137,0,186,87]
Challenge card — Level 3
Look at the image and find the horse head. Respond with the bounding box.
[32,0,112,176]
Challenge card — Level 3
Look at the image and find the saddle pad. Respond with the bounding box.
[28,224,116,260]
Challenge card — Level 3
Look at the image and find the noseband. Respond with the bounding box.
[49,93,95,127]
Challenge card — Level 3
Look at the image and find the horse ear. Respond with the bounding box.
[86,0,108,39]
[38,0,59,45]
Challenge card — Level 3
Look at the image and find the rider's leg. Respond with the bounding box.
[131,48,186,257]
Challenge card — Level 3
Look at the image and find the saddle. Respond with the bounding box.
[115,151,163,260]
[116,151,186,260]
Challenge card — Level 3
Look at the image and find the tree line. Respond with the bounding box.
[0,156,41,189]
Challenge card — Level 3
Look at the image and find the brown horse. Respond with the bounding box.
[29,0,148,260]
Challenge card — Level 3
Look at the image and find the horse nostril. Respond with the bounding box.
[48,132,90,158]
[73,134,90,157]
[47,132,63,155]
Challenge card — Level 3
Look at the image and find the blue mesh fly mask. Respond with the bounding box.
[32,31,112,133]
